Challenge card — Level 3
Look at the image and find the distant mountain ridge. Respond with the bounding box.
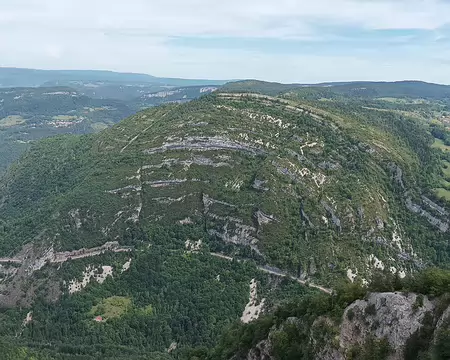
[223,80,450,99]
[0,67,229,88]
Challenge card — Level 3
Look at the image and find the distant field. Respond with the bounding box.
[431,142,450,201]
[432,138,450,152]
[52,115,79,121]
[0,115,25,128]
[376,97,429,104]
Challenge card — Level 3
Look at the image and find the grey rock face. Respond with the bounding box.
[254,210,277,226]
[340,292,434,359]
[246,340,274,360]
[405,197,449,233]
[252,179,269,191]
[389,163,405,189]
[301,208,314,228]
[434,305,450,344]
[144,136,266,155]
[421,196,448,217]
[240,292,448,360]
[321,201,341,230]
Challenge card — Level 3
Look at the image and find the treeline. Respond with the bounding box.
[430,123,450,146]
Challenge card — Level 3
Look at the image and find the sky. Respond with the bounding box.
[1,0,450,83]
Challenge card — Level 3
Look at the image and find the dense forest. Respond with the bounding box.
[1,268,449,359]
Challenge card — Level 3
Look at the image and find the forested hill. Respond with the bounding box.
[0,67,227,88]
[222,80,450,100]
[0,81,449,359]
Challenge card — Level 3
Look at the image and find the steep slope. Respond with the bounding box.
[0,89,448,287]
[0,85,448,357]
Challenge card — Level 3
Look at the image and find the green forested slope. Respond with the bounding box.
[0,82,448,358]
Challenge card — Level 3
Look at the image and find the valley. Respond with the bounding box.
[0,84,218,176]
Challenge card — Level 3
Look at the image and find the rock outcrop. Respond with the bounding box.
[340,292,434,359]
[241,292,449,360]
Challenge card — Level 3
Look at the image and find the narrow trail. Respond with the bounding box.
[210,252,333,295]
[258,266,333,295]
[120,124,153,153]
[120,110,170,154]
[0,258,22,264]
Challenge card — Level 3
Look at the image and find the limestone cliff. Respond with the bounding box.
[240,292,450,360]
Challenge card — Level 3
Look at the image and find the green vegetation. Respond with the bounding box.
[435,327,450,360]
[442,161,450,177]
[0,80,449,359]
[432,138,450,152]
[347,337,391,360]
[0,227,449,359]
[0,83,448,282]
[89,296,132,320]
[436,188,450,201]
[0,247,307,358]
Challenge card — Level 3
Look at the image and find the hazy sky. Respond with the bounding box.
[1,0,450,83]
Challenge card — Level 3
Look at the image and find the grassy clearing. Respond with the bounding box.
[432,139,450,152]
[89,296,131,320]
[376,97,428,104]
[435,188,450,201]
[440,179,450,190]
[0,115,25,128]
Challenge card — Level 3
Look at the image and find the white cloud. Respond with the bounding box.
[0,0,449,81]
[137,46,450,84]
[2,0,449,36]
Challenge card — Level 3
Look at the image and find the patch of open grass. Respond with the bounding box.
[435,188,450,201]
[432,139,450,152]
[376,97,428,104]
[0,115,25,128]
[89,296,131,320]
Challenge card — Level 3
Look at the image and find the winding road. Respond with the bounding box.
[210,252,333,295]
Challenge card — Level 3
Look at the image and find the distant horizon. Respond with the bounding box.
[1,65,450,86]
[2,1,450,84]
